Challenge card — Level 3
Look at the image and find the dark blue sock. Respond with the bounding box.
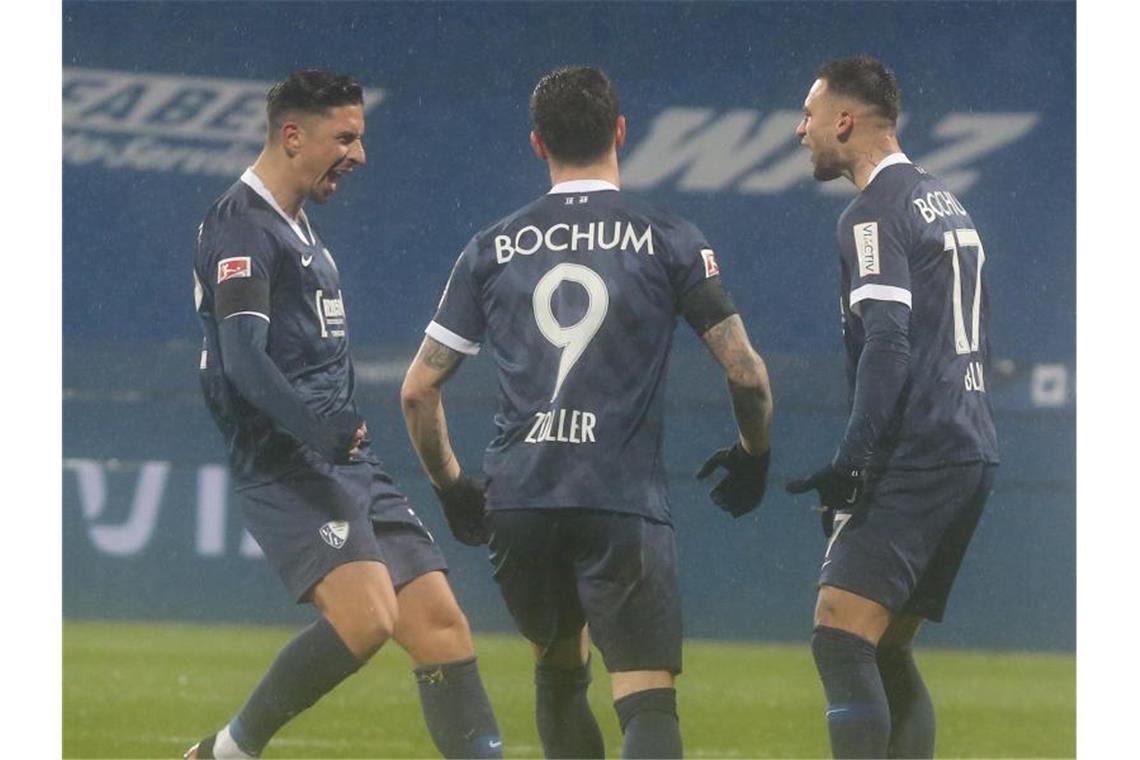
[811,626,891,759]
[534,658,604,759]
[414,657,502,758]
[230,616,364,755]
[878,644,935,758]
[614,687,682,759]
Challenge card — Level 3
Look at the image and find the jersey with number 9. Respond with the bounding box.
[427,182,721,523]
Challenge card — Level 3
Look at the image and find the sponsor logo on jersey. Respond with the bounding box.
[217,256,251,283]
[63,68,383,177]
[854,222,880,278]
[701,248,720,278]
[315,289,347,338]
[319,520,350,549]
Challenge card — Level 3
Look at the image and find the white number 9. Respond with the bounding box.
[532,263,609,402]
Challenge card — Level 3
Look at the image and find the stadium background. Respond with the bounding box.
[62,0,1074,655]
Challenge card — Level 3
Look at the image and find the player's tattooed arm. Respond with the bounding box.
[420,336,466,376]
[701,315,773,455]
[401,337,467,488]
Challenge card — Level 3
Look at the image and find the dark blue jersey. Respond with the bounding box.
[194,169,359,479]
[429,180,721,523]
[837,155,999,469]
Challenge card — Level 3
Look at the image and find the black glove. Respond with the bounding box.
[695,443,771,517]
[785,464,863,537]
[432,475,491,546]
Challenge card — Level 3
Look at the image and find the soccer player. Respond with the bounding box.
[400,66,773,759]
[786,56,1000,758]
[187,70,501,759]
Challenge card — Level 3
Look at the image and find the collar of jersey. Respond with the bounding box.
[865,152,911,189]
[547,179,619,194]
[240,167,316,246]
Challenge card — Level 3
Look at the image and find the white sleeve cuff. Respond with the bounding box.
[849,284,912,308]
[426,321,481,355]
[222,311,270,323]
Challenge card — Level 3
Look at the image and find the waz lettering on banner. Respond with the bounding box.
[63,68,384,176]
[621,108,1039,195]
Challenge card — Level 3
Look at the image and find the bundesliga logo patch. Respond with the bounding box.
[701,248,720,278]
[319,521,350,549]
[217,256,251,284]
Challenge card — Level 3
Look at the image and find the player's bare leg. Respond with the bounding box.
[185,561,396,759]
[312,559,399,658]
[877,614,934,758]
[811,584,894,759]
[393,570,474,663]
[610,669,675,700]
[607,668,681,759]
[393,570,502,758]
[814,584,893,644]
[606,639,679,760]
[532,627,604,758]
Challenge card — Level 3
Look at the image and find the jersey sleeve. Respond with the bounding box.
[206,218,278,322]
[839,200,913,312]
[426,239,484,355]
[660,216,724,301]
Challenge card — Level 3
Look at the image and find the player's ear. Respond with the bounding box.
[281,119,304,158]
[836,110,855,143]
[614,115,627,151]
[530,130,548,161]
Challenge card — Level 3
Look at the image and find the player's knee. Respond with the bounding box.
[396,595,475,664]
[814,586,849,630]
[411,588,471,638]
[346,604,398,658]
[364,602,399,643]
[813,586,891,643]
[324,591,399,658]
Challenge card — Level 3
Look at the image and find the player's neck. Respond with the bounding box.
[849,138,902,192]
[250,153,306,219]
[547,157,620,189]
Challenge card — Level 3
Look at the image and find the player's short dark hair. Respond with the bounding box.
[818,56,901,124]
[266,70,363,133]
[530,66,620,165]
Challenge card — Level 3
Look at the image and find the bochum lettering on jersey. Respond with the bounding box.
[912,189,968,223]
[495,220,655,263]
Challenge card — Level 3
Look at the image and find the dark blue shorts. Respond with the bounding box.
[487,508,682,674]
[820,462,996,622]
[236,455,447,603]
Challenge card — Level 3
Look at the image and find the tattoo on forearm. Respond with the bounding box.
[702,315,772,449]
[704,316,758,385]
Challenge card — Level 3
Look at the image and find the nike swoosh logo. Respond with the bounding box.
[301,254,313,267]
[489,741,502,748]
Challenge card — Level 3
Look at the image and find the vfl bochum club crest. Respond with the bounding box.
[320,521,350,549]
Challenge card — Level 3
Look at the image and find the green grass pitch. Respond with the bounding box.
[63,620,1074,758]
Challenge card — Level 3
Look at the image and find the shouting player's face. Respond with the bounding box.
[796,79,845,182]
[298,104,367,204]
